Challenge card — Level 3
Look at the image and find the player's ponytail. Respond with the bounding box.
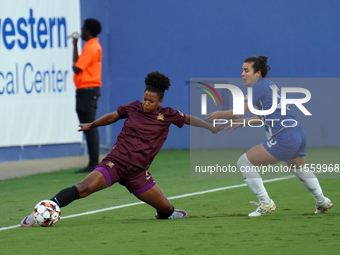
[144,71,171,100]
[244,55,271,78]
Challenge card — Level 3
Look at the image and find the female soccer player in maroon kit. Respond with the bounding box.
[21,71,221,226]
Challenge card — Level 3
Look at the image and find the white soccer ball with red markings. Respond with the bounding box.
[33,200,61,227]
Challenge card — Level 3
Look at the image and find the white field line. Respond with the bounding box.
[0,174,295,232]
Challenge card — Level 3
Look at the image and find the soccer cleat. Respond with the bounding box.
[168,209,188,219]
[248,199,276,217]
[20,213,36,227]
[315,197,333,214]
[155,209,188,219]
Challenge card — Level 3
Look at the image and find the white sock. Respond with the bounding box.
[290,166,325,204]
[237,153,271,205]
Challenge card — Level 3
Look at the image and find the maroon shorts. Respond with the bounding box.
[93,158,156,195]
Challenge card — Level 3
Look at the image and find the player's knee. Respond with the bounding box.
[237,153,258,176]
[237,153,249,170]
[75,181,92,198]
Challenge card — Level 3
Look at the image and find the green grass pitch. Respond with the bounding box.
[0,148,339,255]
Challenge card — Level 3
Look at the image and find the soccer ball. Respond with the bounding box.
[33,200,61,227]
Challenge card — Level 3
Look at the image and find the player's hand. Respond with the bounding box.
[210,124,224,134]
[78,123,91,132]
[205,111,222,124]
[72,37,78,46]
[224,123,242,133]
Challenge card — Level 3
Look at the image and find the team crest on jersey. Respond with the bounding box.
[106,161,114,168]
[177,110,184,117]
[157,113,164,121]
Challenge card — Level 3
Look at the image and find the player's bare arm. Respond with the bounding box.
[185,115,222,134]
[205,103,249,123]
[224,116,261,133]
[72,65,82,74]
[78,111,121,131]
[72,36,81,73]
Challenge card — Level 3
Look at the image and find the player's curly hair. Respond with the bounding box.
[84,18,102,37]
[144,71,171,100]
[244,55,271,78]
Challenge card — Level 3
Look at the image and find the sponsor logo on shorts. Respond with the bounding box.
[266,139,277,148]
[145,170,152,180]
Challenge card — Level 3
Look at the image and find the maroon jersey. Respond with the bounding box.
[110,100,186,169]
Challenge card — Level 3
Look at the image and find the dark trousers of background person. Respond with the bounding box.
[76,87,101,172]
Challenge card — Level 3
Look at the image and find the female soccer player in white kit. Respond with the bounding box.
[206,55,333,217]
